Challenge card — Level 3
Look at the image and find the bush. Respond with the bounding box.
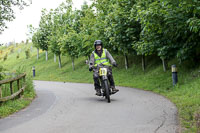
[25,49,30,59]
[0,66,5,80]
[3,54,7,61]
[10,48,14,54]
[16,54,19,59]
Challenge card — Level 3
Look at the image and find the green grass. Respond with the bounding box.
[1,43,200,132]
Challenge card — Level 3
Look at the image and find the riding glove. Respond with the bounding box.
[89,67,93,72]
[113,62,117,67]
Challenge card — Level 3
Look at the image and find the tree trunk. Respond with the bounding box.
[124,53,129,70]
[162,58,168,72]
[72,57,75,71]
[142,55,146,71]
[54,54,56,62]
[46,51,48,61]
[37,48,39,59]
[58,54,62,68]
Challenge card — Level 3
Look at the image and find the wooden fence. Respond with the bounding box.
[0,73,26,102]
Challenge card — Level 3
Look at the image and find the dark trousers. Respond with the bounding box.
[93,67,115,90]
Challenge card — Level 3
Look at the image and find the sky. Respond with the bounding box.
[0,0,91,44]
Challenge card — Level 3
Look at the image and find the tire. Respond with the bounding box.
[104,80,110,103]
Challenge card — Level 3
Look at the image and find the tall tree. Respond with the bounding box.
[32,29,40,59]
[60,29,80,70]
[59,6,81,70]
[48,6,65,68]
[94,0,141,69]
[37,9,52,61]
[78,3,97,59]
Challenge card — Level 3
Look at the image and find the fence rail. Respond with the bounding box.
[0,73,26,102]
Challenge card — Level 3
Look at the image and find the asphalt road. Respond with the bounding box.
[0,81,178,133]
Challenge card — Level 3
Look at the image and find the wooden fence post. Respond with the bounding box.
[0,85,2,98]
[23,76,26,86]
[17,79,20,90]
[10,81,13,95]
[23,76,26,82]
[17,79,20,98]
[22,76,25,95]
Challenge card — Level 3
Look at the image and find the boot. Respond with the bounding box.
[111,86,119,93]
[95,89,101,96]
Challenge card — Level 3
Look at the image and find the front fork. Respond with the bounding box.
[100,75,111,95]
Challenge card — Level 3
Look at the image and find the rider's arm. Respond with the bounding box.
[105,50,116,65]
[89,53,95,68]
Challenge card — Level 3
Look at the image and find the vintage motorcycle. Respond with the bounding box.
[87,58,117,103]
[96,65,116,103]
[99,66,111,103]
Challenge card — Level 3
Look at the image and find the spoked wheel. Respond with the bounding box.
[104,80,110,103]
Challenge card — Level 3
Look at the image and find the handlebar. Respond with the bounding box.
[89,63,117,72]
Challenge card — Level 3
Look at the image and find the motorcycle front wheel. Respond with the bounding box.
[104,80,110,103]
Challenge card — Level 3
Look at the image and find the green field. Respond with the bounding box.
[0,43,200,132]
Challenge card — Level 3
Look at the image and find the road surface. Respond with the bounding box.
[0,81,178,133]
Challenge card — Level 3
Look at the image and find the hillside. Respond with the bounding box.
[0,43,200,132]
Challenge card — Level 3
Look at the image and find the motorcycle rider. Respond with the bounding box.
[89,40,119,96]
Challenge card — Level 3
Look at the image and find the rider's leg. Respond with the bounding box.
[93,71,101,95]
[108,67,119,92]
[108,74,119,92]
[108,74,115,87]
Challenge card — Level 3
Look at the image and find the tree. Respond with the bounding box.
[176,0,200,63]
[94,0,141,69]
[0,0,29,33]
[78,3,98,59]
[28,25,40,59]
[58,5,81,70]
[134,0,172,71]
[32,29,40,59]
[48,7,64,68]
[135,0,200,71]
[60,29,80,70]
[37,9,52,61]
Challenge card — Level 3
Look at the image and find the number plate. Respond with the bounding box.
[99,68,107,76]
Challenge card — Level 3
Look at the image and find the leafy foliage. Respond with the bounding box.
[0,0,29,33]
[30,0,200,68]
[25,49,30,59]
